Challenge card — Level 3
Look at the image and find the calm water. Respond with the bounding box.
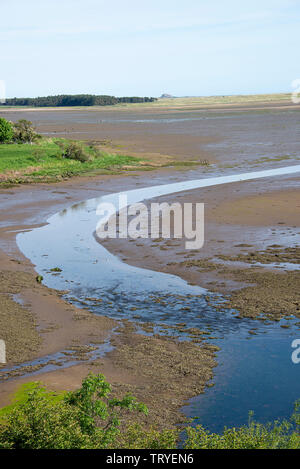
[17,165,300,431]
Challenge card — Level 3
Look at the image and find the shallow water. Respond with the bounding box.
[184,320,300,432]
[16,165,300,430]
[0,340,113,381]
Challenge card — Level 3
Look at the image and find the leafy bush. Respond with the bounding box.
[183,405,300,449]
[12,119,41,144]
[116,423,177,449]
[56,140,91,162]
[0,374,147,449]
[0,118,14,143]
[0,374,299,449]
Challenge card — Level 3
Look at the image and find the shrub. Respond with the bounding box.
[0,374,147,449]
[183,404,300,449]
[12,119,41,144]
[56,141,91,162]
[116,423,178,449]
[0,374,299,449]
[0,118,14,143]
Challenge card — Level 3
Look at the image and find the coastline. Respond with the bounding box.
[0,100,299,430]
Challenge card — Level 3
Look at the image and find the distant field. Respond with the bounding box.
[112,93,292,110]
[0,93,293,112]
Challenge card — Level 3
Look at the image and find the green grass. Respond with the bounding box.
[0,382,65,424]
[0,139,141,185]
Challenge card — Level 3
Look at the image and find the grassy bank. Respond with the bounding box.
[0,138,142,186]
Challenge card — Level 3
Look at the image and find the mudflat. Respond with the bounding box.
[0,98,299,428]
[1,98,300,168]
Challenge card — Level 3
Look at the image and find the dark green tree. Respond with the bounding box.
[1,94,157,107]
[0,117,14,143]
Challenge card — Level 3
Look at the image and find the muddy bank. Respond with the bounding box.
[107,322,217,428]
[0,248,115,367]
[0,322,217,430]
[0,261,217,428]
[0,268,41,363]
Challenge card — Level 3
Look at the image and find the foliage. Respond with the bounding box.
[0,118,14,143]
[183,404,300,449]
[1,94,157,107]
[0,375,299,449]
[115,423,178,449]
[0,374,147,449]
[117,96,157,104]
[0,382,64,426]
[65,374,148,448]
[56,140,91,162]
[12,119,41,144]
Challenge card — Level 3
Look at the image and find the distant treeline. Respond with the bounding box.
[0,94,157,107]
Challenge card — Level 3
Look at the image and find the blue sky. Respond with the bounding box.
[1,0,299,97]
